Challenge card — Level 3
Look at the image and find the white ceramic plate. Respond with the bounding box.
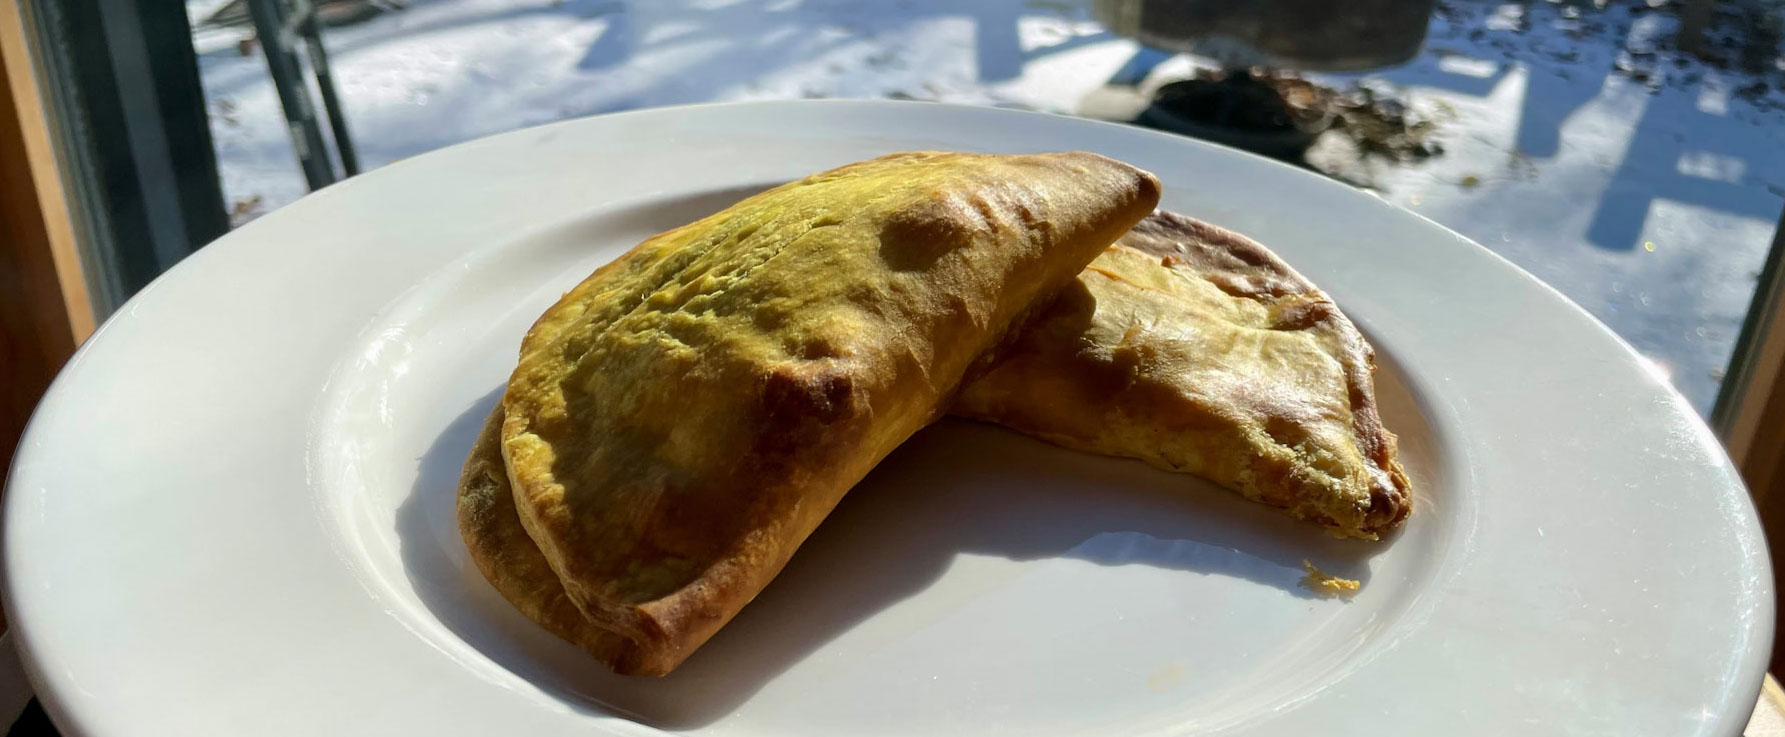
[5,101,1771,736]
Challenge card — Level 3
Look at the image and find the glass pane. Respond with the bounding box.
[176,1,1785,412]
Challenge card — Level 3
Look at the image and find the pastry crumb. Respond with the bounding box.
[1301,560,1360,597]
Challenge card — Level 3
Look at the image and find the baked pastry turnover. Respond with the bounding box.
[469,151,1160,675]
[459,156,1412,677]
[955,211,1411,538]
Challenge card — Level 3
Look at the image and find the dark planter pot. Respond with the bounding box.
[1094,0,1436,71]
[1136,76,1334,160]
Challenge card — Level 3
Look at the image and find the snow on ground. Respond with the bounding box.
[1305,1,1785,414]
[189,0,1785,412]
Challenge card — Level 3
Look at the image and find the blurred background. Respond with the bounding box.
[149,0,1785,414]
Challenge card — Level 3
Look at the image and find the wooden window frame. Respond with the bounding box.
[1714,207,1785,674]
[0,0,91,491]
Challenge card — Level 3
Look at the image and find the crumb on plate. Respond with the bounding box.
[1301,560,1361,597]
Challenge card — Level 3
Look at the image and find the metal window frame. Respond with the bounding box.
[25,0,229,315]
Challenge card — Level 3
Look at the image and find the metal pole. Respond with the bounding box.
[1677,0,1714,56]
[294,1,359,175]
[247,0,335,189]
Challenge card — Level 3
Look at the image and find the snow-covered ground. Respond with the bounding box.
[188,0,1785,412]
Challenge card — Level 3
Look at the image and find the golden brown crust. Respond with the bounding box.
[953,211,1411,537]
[497,151,1160,674]
[460,203,1408,675]
[456,406,644,669]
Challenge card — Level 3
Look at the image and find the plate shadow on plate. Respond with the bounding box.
[395,385,1400,730]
